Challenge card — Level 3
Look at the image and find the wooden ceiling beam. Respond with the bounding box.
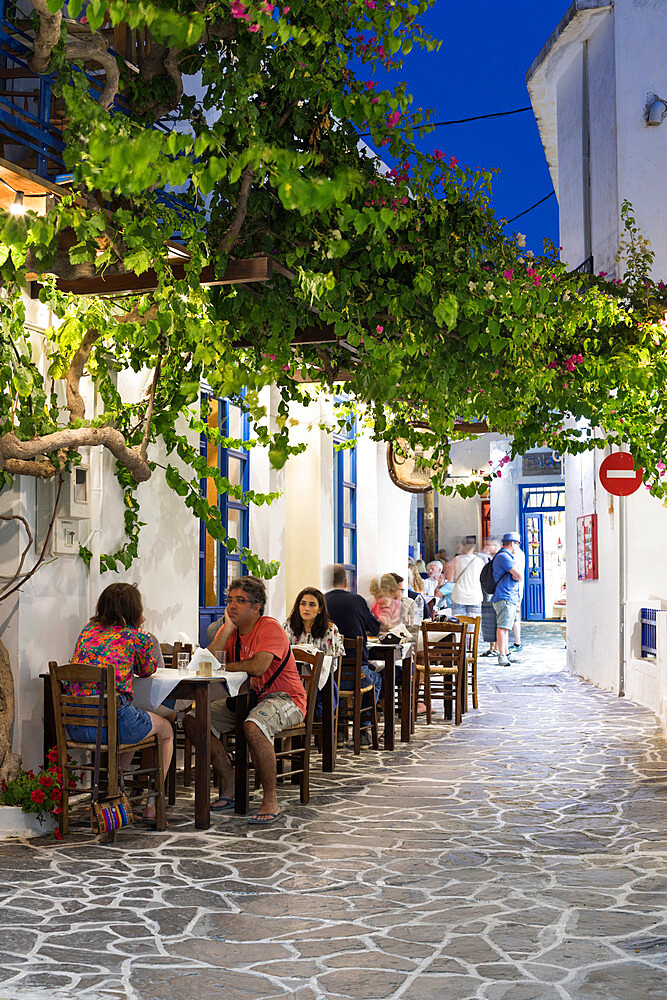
[27,255,275,298]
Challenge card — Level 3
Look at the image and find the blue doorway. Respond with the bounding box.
[520,483,566,621]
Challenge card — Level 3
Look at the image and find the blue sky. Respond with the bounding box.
[360,0,568,255]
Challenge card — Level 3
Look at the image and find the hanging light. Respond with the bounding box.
[9,191,25,215]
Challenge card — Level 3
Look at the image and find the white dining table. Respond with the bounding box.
[133,666,247,711]
[290,645,334,689]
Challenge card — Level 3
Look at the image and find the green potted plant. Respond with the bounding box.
[0,748,78,840]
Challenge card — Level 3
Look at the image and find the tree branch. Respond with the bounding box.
[0,639,21,783]
[219,167,254,255]
[116,303,159,326]
[66,328,100,423]
[28,0,63,75]
[66,34,121,109]
[0,477,62,604]
[139,348,164,462]
[0,428,151,482]
[0,513,32,598]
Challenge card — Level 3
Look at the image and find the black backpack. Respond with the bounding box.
[480,553,508,596]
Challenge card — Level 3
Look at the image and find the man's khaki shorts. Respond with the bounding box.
[492,599,517,631]
[208,692,303,744]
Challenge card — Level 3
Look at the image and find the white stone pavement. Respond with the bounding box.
[0,623,666,1000]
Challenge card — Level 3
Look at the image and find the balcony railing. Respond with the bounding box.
[0,2,179,181]
[0,3,65,177]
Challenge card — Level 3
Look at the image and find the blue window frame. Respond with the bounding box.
[198,395,250,644]
[334,416,357,590]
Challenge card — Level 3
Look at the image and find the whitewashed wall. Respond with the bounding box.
[529,0,667,727]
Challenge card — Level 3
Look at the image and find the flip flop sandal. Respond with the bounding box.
[210,797,235,812]
[247,811,282,825]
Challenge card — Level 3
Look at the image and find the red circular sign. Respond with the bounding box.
[599,452,644,496]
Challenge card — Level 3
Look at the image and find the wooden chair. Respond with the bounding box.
[309,654,342,769]
[337,637,379,754]
[457,615,481,710]
[273,649,324,804]
[162,642,194,799]
[159,643,173,666]
[48,661,167,838]
[416,622,468,725]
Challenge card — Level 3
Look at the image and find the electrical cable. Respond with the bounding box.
[358,106,532,138]
[504,189,555,224]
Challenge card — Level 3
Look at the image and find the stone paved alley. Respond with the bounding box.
[1,624,666,1000]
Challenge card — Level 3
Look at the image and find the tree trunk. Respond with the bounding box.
[0,639,21,783]
[423,490,436,564]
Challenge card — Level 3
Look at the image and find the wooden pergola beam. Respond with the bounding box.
[28,255,276,298]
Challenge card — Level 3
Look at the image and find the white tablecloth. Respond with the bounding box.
[290,645,334,689]
[133,667,247,711]
[369,642,413,670]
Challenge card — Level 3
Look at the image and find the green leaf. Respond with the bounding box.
[434,294,459,329]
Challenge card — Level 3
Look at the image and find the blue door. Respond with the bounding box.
[523,514,544,620]
[520,483,565,622]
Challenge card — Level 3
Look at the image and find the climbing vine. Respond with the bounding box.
[0,0,666,577]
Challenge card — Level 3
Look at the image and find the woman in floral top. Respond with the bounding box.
[284,587,344,657]
[67,583,173,823]
[284,587,343,720]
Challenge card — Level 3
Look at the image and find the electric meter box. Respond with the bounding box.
[35,463,91,556]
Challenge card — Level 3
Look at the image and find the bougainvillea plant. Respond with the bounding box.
[0,747,79,839]
[0,1,665,577]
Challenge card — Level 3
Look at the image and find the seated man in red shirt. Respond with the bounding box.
[184,576,305,824]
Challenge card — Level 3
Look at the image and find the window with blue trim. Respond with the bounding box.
[198,395,250,642]
[334,416,357,590]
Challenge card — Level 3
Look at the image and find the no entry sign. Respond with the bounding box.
[599,452,644,496]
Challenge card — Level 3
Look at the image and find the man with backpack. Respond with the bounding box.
[479,531,524,667]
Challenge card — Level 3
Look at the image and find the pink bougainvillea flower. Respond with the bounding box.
[503,269,514,281]
[248,23,260,31]
[433,149,445,161]
[230,0,250,19]
[365,0,376,7]
[449,155,458,168]
[365,80,377,89]
[377,44,386,58]
[371,96,379,104]
[386,110,401,128]
[597,270,608,277]
[376,325,384,334]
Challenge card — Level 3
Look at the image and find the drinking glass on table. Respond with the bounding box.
[213,650,226,671]
[177,652,190,673]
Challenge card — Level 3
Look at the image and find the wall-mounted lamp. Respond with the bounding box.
[645,93,667,126]
[8,190,25,215]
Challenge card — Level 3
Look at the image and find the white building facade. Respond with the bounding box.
[527,0,667,728]
[1,306,411,770]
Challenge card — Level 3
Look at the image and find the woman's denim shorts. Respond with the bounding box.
[67,693,153,746]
